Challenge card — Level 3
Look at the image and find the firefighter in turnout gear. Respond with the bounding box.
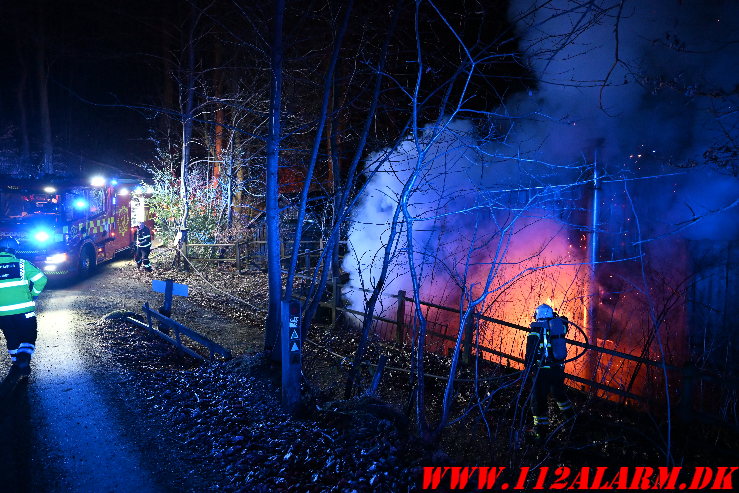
[134,221,153,272]
[0,237,47,378]
[525,303,574,441]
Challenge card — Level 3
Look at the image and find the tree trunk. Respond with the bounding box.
[180,3,197,233]
[35,4,53,175]
[14,31,30,169]
[161,12,176,135]
[212,40,224,183]
[284,0,353,300]
[264,0,285,353]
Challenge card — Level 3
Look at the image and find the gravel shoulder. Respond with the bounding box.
[0,251,271,492]
[76,252,421,492]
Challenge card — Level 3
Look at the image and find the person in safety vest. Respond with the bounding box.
[0,237,47,378]
[525,303,574,441]
[134,221,153,272]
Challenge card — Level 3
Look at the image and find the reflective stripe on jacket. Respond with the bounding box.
[136,227,152,248]
[0,252,47,316]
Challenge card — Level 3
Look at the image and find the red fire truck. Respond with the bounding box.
[0,175,152,280]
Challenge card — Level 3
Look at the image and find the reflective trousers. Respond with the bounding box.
[135,246,152,271]
[0,311,37,368]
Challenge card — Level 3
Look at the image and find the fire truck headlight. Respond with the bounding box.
[46,253,68,264]
[34,230,51,243]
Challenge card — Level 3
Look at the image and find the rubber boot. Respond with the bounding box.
[528,416,549,442]
[13,352,31,377]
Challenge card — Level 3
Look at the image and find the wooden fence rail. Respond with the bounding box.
[182,239,345,273]
[125,303,232,361]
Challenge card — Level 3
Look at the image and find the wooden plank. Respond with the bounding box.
[142,304,231,359]
[124,316,205,361]
[564,372,646,403]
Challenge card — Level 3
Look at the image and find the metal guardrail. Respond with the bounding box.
[124,303,232,361]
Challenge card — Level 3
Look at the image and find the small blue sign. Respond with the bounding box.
[152,279,189,297]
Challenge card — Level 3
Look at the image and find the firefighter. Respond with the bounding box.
[0,237,47,378]
[134,221,153,272]
[525,303,574,441]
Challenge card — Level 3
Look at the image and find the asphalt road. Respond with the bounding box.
[0,262,167,493]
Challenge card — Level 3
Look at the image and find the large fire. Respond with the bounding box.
[364,207,690,407]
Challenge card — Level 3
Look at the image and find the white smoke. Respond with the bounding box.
[342,0,739,321]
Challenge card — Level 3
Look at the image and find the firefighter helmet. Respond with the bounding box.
[535,303,554,320]
[0,237,19,253]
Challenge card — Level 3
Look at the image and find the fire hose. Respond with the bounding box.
[561,321,589,364]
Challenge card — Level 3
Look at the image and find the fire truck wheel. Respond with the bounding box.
[79,246,96,277]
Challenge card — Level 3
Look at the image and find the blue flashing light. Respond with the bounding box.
[74,199,88,209]
[33,230,51,243]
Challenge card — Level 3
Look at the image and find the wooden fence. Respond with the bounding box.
[310,284,739,429]
[181,239,339,272]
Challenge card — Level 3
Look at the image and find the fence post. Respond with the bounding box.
[396,290,406,344]
[235,242,242,272]
[462,310,474,366]
[157,279,174,336]
[180,229,190,272]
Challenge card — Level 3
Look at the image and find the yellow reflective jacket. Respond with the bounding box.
[0,252,48,316]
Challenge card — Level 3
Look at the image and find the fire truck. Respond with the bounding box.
[0,175,152,280]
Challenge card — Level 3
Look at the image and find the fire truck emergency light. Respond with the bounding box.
[117,187,130,196]
[43,186,56,194]
[74,199,88,209]
[90,176,106,187]
[33,230,51,243]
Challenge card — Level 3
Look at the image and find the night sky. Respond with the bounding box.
[0,0,527,178]
[0,1,179,174]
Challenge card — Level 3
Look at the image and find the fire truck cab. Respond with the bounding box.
[0,176,151,280]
